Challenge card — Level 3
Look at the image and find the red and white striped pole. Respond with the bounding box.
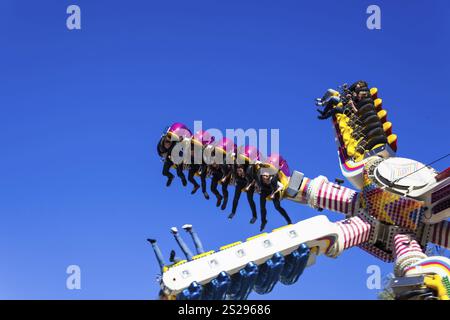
[393,234,427,276]
[335,216,371,251]
[307,176,360,216]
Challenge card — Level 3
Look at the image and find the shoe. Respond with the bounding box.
[228,212,235,220]
[170,227,178,234]
[147,238,156,244]
[216,196,223,207]
[191,185,200,195]
[260,220,267,232]
[169,250,176,262]
[182,224,192,231]
[203,192,210,200]
[166,176,174,187]
[220,199,228,210]
[249,216,257,224]
[181,178,187,187]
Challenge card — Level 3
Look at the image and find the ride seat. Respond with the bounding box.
[374,98,383,112]
[377,109,387,123]
[387,134,398,151]
[383,122,393,136]
[370,87,378,99]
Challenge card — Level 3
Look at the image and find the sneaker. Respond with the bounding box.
[182,224,192,231]
[169,250,176,262]
[191,185,200,195]
[228,212,235,220]
[216,196,223,207]
[220,202,227,210]
[166,176,174,187]
[147,238,156,244]
[170,227,178,234]
[260,220,267,232]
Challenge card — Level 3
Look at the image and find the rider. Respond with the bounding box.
[315,88,341,120]
[187,130,215,199]
[228,164,258,224]
[209,138,236,209]
[228,146,260,224]
[257,168,292,231]
[317,99,344,120]
[346,80,371,107]
[157,123,191,187]
[354,86,371,105]
[317,81,370,119]
[209,162,224,207]
[348,80,368,93]
[157,135,187,187]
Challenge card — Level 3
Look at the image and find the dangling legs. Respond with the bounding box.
[229,184,243,220]
[169,250,183,263]
[188,164,200,194]
[170,227,193,260]
[147,239,166,272]
[182,224,205,254]
[247,186,258,224]
[220,181,229,210]
[211,178,223,207]
[259,192,268,231]
[176,164,187,186]
[272,193,292,225]
[200,164,210,200]
[162,159,175,186]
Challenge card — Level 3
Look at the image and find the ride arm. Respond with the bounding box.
[160,215,340,298]
[284,171,360,216]
[389,233,450,300]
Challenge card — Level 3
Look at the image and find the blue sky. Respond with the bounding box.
[0,0,449,299]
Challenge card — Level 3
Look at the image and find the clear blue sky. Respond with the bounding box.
[0,0,449,299]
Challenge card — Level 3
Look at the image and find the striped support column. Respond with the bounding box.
[315,180,359,215]
[393,234,427,276]
[430,220,450,250]
[336,216,371,250]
